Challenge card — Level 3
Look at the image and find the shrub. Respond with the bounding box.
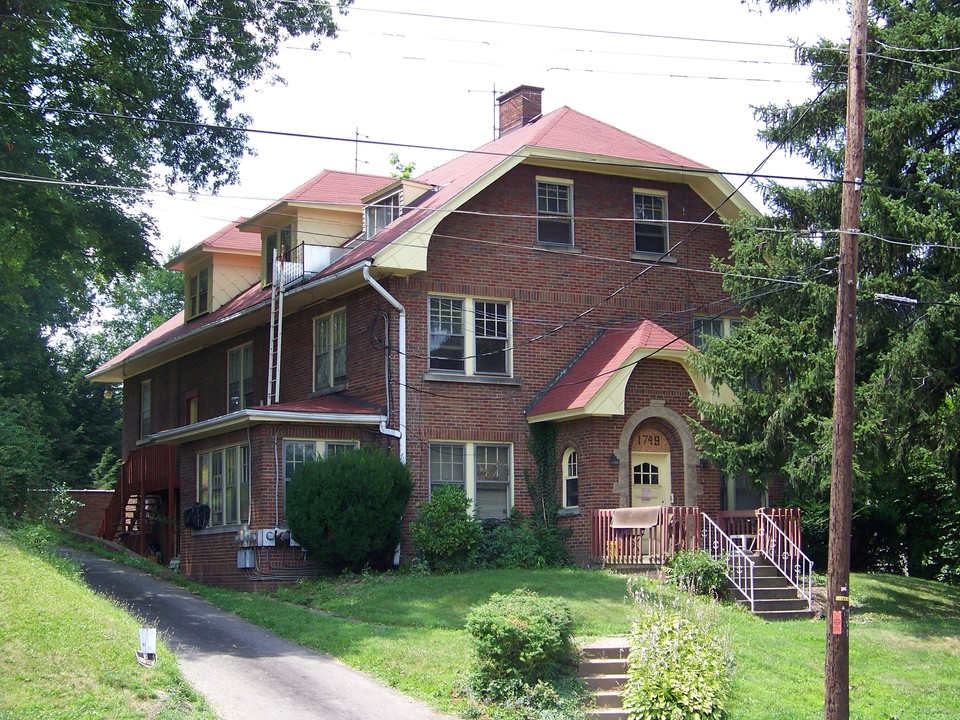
[410,484,481,573]
[476,515,570,570]
[466,588,577,700]
[624,586,731,720]
[665,549,729,597]
[286,446,411,572]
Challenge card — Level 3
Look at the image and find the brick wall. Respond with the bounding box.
[125,159,740,580]
[66,490,113,535]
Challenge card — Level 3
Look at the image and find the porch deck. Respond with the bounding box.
[591,507,802,566]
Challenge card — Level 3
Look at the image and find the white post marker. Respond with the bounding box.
[137,628,157,667]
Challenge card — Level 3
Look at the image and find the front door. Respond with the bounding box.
[630,427,672,507]
[631,452,671,507]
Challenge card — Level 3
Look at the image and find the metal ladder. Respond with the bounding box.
[266,249,283,405]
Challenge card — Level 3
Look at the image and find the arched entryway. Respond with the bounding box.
[614,401,702,508]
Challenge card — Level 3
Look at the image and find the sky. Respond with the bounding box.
[145,0,853,258]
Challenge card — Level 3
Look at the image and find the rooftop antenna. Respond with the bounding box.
[354,127,369,173]
[469,85,502,141]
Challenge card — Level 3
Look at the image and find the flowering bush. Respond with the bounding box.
[624,583,731,720]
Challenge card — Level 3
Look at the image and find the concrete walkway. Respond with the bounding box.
[64,549,454,720]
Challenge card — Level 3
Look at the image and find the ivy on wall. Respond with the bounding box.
[526,422,559,526]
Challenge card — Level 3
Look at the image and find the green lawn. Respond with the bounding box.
[55,533,960,719]
[0,531,213,720]
[194,567,960,720]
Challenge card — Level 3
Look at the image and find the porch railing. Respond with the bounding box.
[591,507,700,565]
[757,511,814,610]
[99,445,178,556]
[702,511,756,612]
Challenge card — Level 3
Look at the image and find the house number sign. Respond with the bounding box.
[633,429,667,452]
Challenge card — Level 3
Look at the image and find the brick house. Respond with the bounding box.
[90,86,797,590]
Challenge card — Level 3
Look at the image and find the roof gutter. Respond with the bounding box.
[362,262,406,463]
[145,407,387,445]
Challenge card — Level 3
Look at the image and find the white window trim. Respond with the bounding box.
[562,447,579,509]
[632,188,669,257]
[428,295,513,377]
[313,308,347,392]
[692,316,742,349]
[264,224,294,285]
[227,342,254,412]
[364,191,402,239]
[196,443,250,528]
[185,265,211,320]
[536,176,574,246]
[723,471,769,512]
[428,441,513,520]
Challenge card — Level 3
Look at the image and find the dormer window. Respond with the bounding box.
[365,192,400,239]
[265,225,292,285]
[186,266,209,320]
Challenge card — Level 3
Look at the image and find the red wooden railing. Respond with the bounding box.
[592,506,803,565]
[99,445,178,557]
[591,507,700,565]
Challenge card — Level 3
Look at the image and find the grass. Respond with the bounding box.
[57,533,960,719]
[0,527,213,720]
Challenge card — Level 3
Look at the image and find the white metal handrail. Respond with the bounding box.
[701,512,756,612]
[757,511,814,610]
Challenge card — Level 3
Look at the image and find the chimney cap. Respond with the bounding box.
[497,85,544,138]
[497,84,544,103]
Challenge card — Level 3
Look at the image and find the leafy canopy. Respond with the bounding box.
[693,0,960,579]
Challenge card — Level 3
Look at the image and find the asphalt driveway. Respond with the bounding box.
[64,549,454,720]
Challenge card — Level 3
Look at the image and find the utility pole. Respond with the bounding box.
[826,0,868,718]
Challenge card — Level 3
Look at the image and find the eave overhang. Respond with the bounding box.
[88,259,377,384]
[144,407,387,445]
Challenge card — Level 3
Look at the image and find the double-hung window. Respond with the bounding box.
[562,448,579,508]
[139,380,151,439]
[692,316,741,350]
[365,193,401,239]
[282,439,358,517]
[633,191,668,255]
[197,444,250,527]
[227,344,253,412]
[429,442,512,519]
[186,267,210,319]
[428,297,510,376]
[314,309,347,391]
[537,179,573,245]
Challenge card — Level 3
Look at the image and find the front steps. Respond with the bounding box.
[580,637,630,720]
[730,554,815,620]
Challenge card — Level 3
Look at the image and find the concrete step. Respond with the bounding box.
[593,690,623,709]
[754,587,804,601]
[584,674,629,692]
[587,709,628,720]
[753,609,817,621]
[578,657,628,677]
[745,597,812,614]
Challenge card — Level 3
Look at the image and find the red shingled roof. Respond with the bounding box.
[324,106,712,273]
[198,217,258,253]
[96,107,715,380]
[526,320,694,419]
[281,169,392,206]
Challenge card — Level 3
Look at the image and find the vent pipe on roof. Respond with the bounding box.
[497,85,543,137]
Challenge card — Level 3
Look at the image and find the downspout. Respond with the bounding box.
[362,263,406,463]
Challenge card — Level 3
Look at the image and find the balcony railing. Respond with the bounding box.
[273,243,349,288]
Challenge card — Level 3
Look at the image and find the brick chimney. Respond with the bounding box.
[497,85,543,137]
